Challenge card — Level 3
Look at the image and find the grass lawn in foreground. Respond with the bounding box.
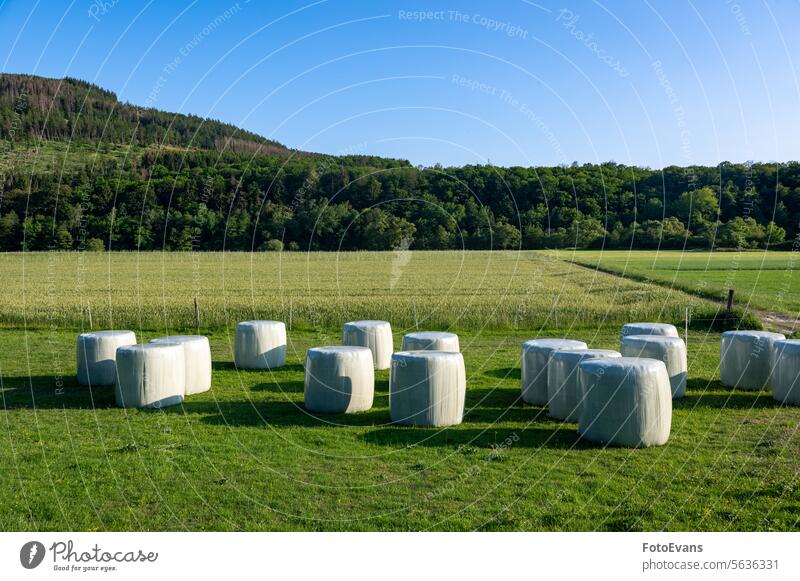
[1,325,798,531]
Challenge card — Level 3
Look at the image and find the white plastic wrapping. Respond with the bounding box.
[720,330,785,389]
[76,330,137,386]
[389,351,466,427]
[771,339,800,405]
[621,322,679,340]
[234,320,287,369]
[621,335,688,398]
[547,349,621,421]
[304,346,375,413]
[342,320,393,370]
[578,357,672,447]
[401,331,460,352]
[521,339,587,405]
[115,343,185,409]
[150,335,212,395]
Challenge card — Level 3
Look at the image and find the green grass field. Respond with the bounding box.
[0,251,798,531]
[571,250,800,320]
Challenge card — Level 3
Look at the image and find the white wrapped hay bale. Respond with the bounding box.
[720,330,785,389]
[115,343,185,409]
[769,339,800,405]
[342,320,393,370]
[621,322,679,340]
[389,351,466,427]
[150,335,211,395]
[234,320,287,369]
[547,349,621,422]
[578,357,672,448]
[521,339,587,405]
[621,335,688,398]
[401,331,460,352]
[304,346,375,413]
[76,330,137,386]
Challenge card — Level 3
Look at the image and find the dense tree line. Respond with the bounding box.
[1,145,797,251]
[0,74,798,252]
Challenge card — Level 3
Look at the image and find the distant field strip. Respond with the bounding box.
[0,251,714,330]
[571,250,800,317]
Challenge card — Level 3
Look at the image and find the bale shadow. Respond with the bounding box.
[176,399,391,428]
[213,361,305,374]
[482,367,520,380]
[677,391,778,410]
[250,380,305,394]
[360,425,587,450]
[0,375,117,410]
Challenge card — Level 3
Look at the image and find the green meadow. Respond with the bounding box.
[0,251,798,531]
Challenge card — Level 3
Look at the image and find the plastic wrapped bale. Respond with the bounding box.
[621,322,679,340]
[389,351,466,427]
[304,347,375,413]
[115,343,186,409]
[770,339,800,404]
[620,335,688,398]
[401,331,460,352]
[76,330,137,386]
[520,339,587,405]
[547,349,621,422]
[234,321,287,369]
[578,357,672,448]
[150,335,211,395]
[720,330,785,389]
[342,320,393,370]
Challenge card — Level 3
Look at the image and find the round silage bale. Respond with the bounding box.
[578,357,672,448]
[342,320,393,370]
[770,339,800,405]
[720,330,785,389]
[401,331,460,352]
[621,322,679,340]
[76,330,137,386]
[150,335,212,395]
[304,346,375,413]
[115,343,186,409]
[547,349,621,422]
[389,351,466,427]
[621,335,688,398]
[234,320,287,369]
[520,339,587,405]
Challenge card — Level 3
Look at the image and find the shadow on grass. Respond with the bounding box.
[213,362,305,374]
[0,375,116,409]
[359,424,589,450]
[481,367,520,380]
[678,391,778,410]
[170,399,392,428]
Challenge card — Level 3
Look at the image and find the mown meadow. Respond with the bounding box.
[571,250,800,319]
[0,250,798,531]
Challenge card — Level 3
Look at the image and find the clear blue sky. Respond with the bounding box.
[1,0,798,168]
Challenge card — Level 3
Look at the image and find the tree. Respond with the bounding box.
[261,239,284,251]
[491,220,521,249]
[764,221,786,247]
[85,238,105,251]
[675,186,719,228]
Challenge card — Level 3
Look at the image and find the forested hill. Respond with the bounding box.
[0,73,290,155]
[0,75,799,252]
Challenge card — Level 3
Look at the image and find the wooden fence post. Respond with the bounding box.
[194,297,200,332]
[726,289,735,321]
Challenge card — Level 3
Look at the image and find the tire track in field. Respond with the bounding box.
[566,258,797,334]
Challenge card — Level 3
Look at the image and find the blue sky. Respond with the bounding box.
[1,0,798,168]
